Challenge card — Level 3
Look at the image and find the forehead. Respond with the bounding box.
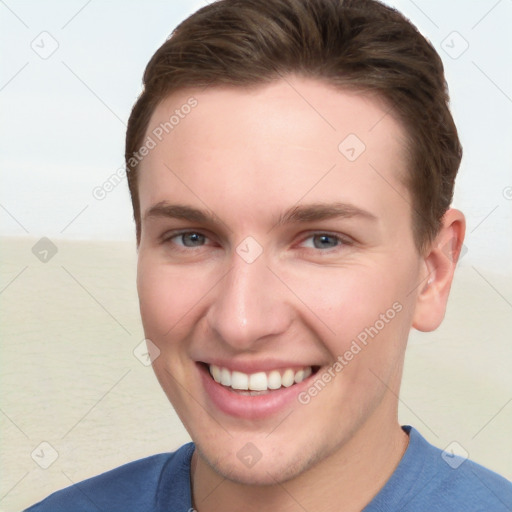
[137,77,410,225]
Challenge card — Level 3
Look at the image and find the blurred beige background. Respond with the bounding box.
[1,236,511,511]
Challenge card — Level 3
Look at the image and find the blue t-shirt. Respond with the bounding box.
[25,426,512,511]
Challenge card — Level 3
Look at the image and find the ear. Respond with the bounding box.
[412,208,466,332]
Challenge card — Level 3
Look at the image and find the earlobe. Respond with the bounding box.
[412,208,466,332]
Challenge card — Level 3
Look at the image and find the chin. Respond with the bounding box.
[195,436,326,486]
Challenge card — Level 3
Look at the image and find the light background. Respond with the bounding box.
[1,1,511,510]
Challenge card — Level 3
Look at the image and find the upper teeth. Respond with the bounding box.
[209,365,312,391]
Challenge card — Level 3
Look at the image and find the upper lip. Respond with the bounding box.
[198,359,321,374]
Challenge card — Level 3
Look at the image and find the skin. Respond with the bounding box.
[136,77,465,511]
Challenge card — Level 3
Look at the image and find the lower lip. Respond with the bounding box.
[198,363,317,420]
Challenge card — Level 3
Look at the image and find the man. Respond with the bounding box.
[26,0,512,510]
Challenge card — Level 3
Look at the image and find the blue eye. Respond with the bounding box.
[163,231,346,252]
[302,234,342,249]
[172,232,207,247]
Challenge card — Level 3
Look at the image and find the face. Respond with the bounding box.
[136,77,424,485]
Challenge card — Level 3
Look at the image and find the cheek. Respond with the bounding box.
[136,254,208,342]
[284,262,415,360]
[136,255,208,408]
[295,267,396,327]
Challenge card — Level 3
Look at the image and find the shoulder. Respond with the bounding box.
[398,427,512,511]
[445,459,512,507]
[424,448,512,510]
[24,443,195,512]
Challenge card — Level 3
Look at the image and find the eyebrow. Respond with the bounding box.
[143,201,377,227]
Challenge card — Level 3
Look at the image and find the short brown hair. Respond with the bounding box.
[125,0,462,252]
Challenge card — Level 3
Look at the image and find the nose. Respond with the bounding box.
[206,248,292,351]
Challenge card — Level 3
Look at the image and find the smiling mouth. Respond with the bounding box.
[204,363,320,395]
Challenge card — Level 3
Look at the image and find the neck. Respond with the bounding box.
[191,402,409,512]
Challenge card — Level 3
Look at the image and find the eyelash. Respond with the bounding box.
[161,230,351,253]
